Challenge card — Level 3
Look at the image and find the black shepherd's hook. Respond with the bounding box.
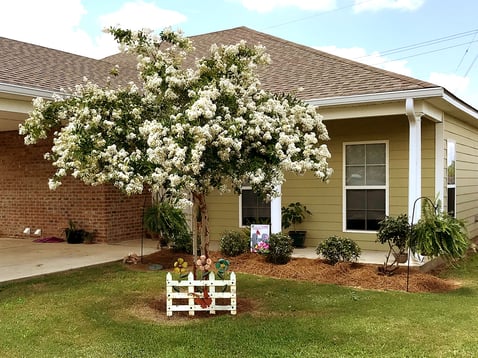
[407,196,438,292]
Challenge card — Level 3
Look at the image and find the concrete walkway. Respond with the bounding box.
[0,237,408,284]
[0,237,158,283]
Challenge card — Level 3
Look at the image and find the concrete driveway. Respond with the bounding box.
[0,237,158,283]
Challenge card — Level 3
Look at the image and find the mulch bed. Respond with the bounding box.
[127,249,460,293]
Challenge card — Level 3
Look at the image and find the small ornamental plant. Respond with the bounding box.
[220,230,250,256]
[254,241,270,255]
[316,236,361,265]
[266,233,294,265]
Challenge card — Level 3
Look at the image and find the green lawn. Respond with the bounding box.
[1,255,478,357]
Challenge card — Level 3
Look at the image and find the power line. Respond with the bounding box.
[456,31,478,72]
[353,29,478,60]
[260,0,376,30]
[365,39,478,67]
[464,52,478,76]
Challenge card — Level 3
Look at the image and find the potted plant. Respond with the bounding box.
[409,199,469,263]
[64,220,90,244]
[281,202,312,248]
[376,214,410,275]
[143,200,190,249]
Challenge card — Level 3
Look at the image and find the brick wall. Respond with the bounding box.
[0,131,150,241]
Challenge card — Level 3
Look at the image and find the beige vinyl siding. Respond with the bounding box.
[206,189,240,249]
[444,115,478,239]
[206,115,437,251]
[325,116,418,250]
[421,119,437,201]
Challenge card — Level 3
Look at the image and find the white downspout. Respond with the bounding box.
[406,98,423,224]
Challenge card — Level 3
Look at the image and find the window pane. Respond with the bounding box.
[447,187,455,218]
[346,143,386,187]
[241,189,270,226]
[346,166,365,185]
[346,190,366,210]
[346,211,366,230]
[346,144,365,165]
[366,210,384,231]
[366,165,386,185]
[366,143,386,164]
[346,189,385,231]
[367,190,385,210]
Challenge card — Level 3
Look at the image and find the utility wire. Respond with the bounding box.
[353,29,478,60]
[464,52,478,76]
[366,39,478,67]
[456,31,478,72]
[260,0,376,30]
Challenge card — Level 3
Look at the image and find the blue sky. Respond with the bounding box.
[2,0,478,108]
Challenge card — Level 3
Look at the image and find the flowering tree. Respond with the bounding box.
[19,27,332,257]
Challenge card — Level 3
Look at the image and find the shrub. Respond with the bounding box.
[266,233,294,265]
[316,236,361,265]
[171,231,194,254]
[376,214,411,275]
[220,230,250,257]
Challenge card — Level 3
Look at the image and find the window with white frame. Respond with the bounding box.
[447,140,456,217]
[344,142,387,231]
[240,187,271,226]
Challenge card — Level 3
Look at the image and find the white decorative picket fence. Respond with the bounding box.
[166,271,237,316]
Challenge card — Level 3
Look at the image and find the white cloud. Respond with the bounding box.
[95,1,188,58]
[0,0,187,59]
[428,72,478,109]
[354,0,425,12]
[0,0,92,55]
[316,45,413,76]
[240,0,336,13]
[428,72,470,94]
[99,1,187,32]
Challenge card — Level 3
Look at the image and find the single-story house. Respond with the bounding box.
[1,27,477,250]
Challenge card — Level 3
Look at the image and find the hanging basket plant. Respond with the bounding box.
[409,199,469,263]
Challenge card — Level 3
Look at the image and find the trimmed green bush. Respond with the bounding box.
[220,230,250,257]
[316,236,361,265]
[266,233,294,265]
[171,231,194,254]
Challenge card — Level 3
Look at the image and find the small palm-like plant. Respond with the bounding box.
[376,214,410,275]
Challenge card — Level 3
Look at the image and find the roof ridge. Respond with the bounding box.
[225,27,439,90]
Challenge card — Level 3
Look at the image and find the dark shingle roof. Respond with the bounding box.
[1,26,439,101]
[104,26,439,101]
[0,36,137,93]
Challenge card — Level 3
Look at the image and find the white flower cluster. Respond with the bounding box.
[20,27,332,202]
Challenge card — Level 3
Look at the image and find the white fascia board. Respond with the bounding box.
[307,87,478,122]
[306,88,446,107]
[441,91,478,119]
[0,82,56,100]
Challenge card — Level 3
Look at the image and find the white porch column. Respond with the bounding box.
[406,98,423,223]
[270,185,282,233]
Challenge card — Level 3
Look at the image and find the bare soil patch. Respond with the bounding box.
[127,249,460,293]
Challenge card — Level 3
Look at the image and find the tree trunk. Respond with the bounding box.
[192,191,210,258]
